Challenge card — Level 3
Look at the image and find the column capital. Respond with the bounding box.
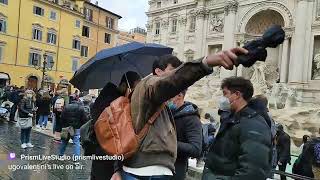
[196,8,209,19]
[161,19,169,29]
[224,0,239,16]
[179,16,187,26]
[146,22,153,32]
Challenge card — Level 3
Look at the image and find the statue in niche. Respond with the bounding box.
[313,54,320,80]
[250,62,268,95]
[210,14,224,33]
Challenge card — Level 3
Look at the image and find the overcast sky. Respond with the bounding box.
[97,0,149,31]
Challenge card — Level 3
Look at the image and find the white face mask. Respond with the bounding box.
[26,94,33,98]
[218,96,231,111]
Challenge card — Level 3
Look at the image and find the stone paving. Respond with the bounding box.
[0,120,91,180]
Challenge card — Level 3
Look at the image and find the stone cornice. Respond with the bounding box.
[146,1,197,16]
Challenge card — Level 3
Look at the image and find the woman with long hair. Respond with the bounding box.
[18,89,36,149]
[36,91,52,130]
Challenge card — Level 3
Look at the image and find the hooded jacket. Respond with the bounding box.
[172,101,202,180]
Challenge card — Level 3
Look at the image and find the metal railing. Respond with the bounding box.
[272,170,314,180]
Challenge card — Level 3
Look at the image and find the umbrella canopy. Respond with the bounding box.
[70,42,173,91]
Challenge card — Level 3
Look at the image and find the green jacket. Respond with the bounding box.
[203,107,272,180]
[124,59,213,173]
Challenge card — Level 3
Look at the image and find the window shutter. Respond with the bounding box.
[41,8,44,16]
[3,20,6,33]
[29,53,33,65]
[33,6,36,14]
[39,30,42,41]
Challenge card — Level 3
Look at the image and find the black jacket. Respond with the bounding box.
[90,83,122,180]
[36,98,51,115]
[203,107,272,180]
[276,130,291,164]
[61,101,88,129]
[172,102,202,180]
[18,98,34,118]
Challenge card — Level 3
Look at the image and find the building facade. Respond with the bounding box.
[117,27,147,46]
[0,0,121,91]
[146,0,320,104]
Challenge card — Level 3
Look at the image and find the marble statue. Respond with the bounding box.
[313,54,320,80]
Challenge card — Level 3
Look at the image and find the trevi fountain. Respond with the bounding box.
[146,0,320,152]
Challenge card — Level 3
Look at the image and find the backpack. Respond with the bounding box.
[314,142,320,167]
[54,98,64,112]
[94,96,164,159]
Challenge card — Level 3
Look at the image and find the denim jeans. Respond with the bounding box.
[38,115,48,128]
[59,129,81,157]
[20,127,32,144]
[52,113,56,134]
[121,171,172,180]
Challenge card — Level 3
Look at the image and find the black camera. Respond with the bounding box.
[237,25,285,67]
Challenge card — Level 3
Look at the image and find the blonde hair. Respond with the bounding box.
[24,89,36,101]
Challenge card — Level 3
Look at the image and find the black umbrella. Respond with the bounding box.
[70,42,173,91]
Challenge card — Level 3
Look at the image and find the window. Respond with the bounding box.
[105,33,111,44]
[72,39,80,50]
[172,19,177,33]
[45,55,54,68]
[155,22,160,35]
[106,17,114,29]
[82,26,90,38]
[0,19,6,33]
[0,46,3,63]
[81,46,88,57]
[75,20,81,28]
[72,58,79,72]
[157,1,161,8]
[173,0,178,4]
[50,11,57,20]
[84,8,93,21]
[32,28,42,41]
[33,6,44,16]
[47,32,57,44]
[190,16,196,32]
[0,0,8,5]
[29,52,41,66]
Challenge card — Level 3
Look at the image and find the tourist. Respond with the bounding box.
[90,72,141,180]
[58,96,88,158]
[36,91,51,130]
[117,47,248,180]
[168,89,202,180]
[276,124,291,180]
[18,89,36,149]
[53,90,65,142]
[8,86,23,122]
[300,135,310,152]
[248,94,278,178]
[202,77,272,179]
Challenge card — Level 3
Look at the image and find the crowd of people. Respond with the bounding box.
[0,47,320,180]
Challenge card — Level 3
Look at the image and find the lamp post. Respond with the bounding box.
[33,53,54,89]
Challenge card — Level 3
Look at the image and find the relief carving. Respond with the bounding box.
[210,14,224,33]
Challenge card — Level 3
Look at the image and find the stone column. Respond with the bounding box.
[289,0,314,83]
[161,18,169,45]
[146,22,153,43]
[178,16,187,60]
[220,0,239,78]
[280,35,291,83]
[195,8,207,58]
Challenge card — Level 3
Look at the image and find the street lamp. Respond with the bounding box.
[33,53,54,89]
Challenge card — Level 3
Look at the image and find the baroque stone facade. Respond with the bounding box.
[146,0,320,105]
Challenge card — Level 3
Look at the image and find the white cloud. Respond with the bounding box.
[97,0,148,31]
